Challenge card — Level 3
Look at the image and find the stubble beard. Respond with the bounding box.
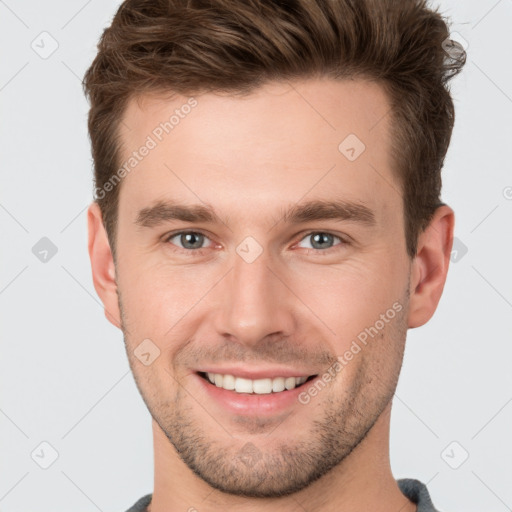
[117,288,409,498]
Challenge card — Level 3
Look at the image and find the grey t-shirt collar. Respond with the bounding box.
[125,477,439,512]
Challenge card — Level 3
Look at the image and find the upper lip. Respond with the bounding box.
[196,366,318,380]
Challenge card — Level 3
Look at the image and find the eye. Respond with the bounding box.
[296,232,347,253]
[164,231,214,253]
[163,230,348,256]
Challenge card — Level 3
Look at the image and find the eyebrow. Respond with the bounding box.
[135,198,376,229]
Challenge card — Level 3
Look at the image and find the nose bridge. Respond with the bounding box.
[214,245,294,345]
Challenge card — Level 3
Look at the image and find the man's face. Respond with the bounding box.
[112,78,412,497]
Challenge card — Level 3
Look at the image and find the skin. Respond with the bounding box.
[88,78,454,512]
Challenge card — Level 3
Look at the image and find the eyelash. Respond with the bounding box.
[163,230,349,256]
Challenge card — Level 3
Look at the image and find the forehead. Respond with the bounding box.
[117,78,400,225]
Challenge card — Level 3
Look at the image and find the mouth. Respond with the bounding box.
[197,371,318,395]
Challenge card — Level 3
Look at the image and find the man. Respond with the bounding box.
[84,0,465,510]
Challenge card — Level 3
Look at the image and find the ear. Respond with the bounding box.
[408,205,454,328]
[87,202,122,329]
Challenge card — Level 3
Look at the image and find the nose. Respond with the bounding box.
[213,248,296,348]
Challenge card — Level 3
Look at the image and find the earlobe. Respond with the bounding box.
[407,205,454,329]
[87,202,122,329]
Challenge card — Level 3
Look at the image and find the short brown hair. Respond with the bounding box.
[83,0,465,259]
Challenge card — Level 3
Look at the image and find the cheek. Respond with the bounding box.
[117,262,239,378]
[117,241,408,355]
[116,260,199,343]
[117,269,198,389]
[290,256,407,339]
[118,263,243,375]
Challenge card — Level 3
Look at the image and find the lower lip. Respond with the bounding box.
[194,373,314,416]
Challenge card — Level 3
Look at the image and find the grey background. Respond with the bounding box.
[1,0,511,510]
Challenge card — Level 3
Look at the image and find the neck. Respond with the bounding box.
[147,402,416,512]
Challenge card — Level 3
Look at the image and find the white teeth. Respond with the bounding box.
[253,378,272,394]
[234,377,253,393]
[272,377,286,392]
[284,377,296,390]
[205,372,310,394]
[223,374,236,390]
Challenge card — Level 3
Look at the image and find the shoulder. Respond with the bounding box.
[124,493,153,512]
[397,478,440,512]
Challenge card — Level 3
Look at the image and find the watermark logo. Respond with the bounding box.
[338,133,366,162]
[298,301,403,404]
[236,236,264,263]
[31,31,59,59]
[442,32,468,61]
[31,441,59,469]
[134,338,161,366]
[298,357,343,405]
[95,97,198,200]
[450,237,468,263]
[236,442,263,468]
[441,440,469,469]
[32,237,58,263]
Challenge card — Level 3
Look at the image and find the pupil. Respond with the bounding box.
[182,233,203,249]
[312,233,332,249]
